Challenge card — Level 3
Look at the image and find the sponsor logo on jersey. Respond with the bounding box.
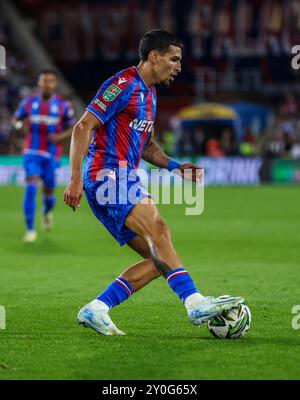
[29,115,60,125]
[103,84,122,101]
[94,98,107,111]
[129,118,154,132]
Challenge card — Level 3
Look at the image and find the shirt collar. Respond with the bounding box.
[132,66,151,90]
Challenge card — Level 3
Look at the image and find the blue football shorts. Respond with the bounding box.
[23,154,59,189]
[84,167,151,246]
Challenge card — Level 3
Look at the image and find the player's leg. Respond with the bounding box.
[79,235,160,335]
[79,178,244,334]
[79,171,166,334]
[125,197,244,325]
[88,190,179,314]
[87,195,244,331]
[78,174,162,335]
[22,156,40,242]
[91,198,243,329]
[77,179,132,336]
[41,158,56,230]
[124,197,202,301]
[120,235,160,291]
[125,197,182,273]
[42,186,55,230]
[94,196,183,302]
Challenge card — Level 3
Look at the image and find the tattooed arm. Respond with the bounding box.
[142,129,203,184]
[142,129,171,168]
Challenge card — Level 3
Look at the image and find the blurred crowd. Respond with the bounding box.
[17,0,175,63]
[0,22,35,154]
[260,92,300,159]
[16,0,300,61]
[1,1,300,160]
[164,92,300,160]
[15,0,300,91]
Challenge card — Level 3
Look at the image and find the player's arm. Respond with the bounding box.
[142,129,171,168]
[49,127,73,143]
[11,98,29,130]
[11,116,24,130]
[50,99,75,143]
[142,129,203,183]
[63,111,101,211]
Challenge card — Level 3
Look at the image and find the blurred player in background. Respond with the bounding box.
[64,29,244,335]
[13,69,75,242]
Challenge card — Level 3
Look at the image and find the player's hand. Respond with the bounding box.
[64,180,83,211]
[48,135,60,143]
[179,163,204,184]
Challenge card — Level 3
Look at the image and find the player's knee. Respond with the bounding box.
[149,217,171,243]
[43,187,54,196]
[26,177,38,185]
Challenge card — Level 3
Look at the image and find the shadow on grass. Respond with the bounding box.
[122,333,300,347]
[5,237,69,255]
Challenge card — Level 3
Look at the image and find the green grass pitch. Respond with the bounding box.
[0,185,299,380]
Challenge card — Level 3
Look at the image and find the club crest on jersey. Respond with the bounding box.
[129,118,154,132]
[103,84,122,102]
[50,105,58,113]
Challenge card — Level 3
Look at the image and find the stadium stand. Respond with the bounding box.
[0,20,35,154]
[1,0,300,160]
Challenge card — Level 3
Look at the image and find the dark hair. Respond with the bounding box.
[139,29,183,62]
[38,68,58,78]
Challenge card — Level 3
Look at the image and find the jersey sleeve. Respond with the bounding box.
[62,100,75,128]
[14,98,30,120]
[86,76,132,124]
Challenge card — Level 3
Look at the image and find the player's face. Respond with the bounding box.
[38,73,58,97]
[154,45,182,87]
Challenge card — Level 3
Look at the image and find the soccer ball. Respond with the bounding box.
[207,304,251,339]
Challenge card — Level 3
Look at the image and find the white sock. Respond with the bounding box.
[184,292,206,310]
[90,299,109,312]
